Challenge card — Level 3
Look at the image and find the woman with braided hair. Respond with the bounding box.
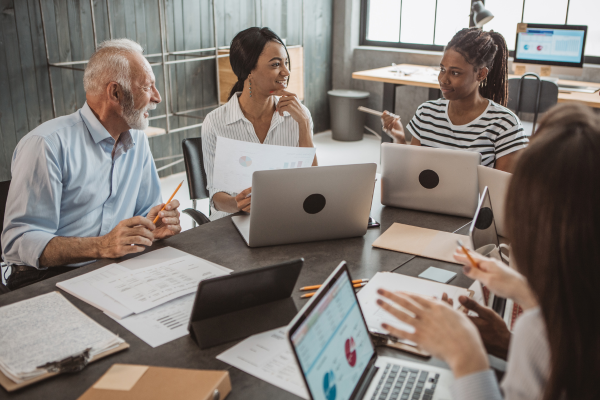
[382,28,528,172]
[202,27,317,220]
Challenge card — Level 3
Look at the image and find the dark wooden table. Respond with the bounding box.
[1,188,481,399]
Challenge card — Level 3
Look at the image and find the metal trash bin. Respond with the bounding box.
[328,90,370,141]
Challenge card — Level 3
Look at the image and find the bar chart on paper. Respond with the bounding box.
[214,137,317,193]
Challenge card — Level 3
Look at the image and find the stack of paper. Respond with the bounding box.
[0,292,124,384]
[57,248,232,348]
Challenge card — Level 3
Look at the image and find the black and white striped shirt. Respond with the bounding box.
[406,99,528,168]
[201,92,314,220]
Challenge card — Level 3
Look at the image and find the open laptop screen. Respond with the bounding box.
[290,270,374,400]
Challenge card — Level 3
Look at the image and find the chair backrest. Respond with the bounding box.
[182,138,209,201]
[507,75,559,114]
[0,180,11,253]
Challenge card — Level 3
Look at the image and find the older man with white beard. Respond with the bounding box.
[1,39,181,290]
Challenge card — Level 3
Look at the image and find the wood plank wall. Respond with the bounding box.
[0,0,332,181]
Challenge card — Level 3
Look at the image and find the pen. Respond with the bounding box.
[301,283,367,298]
[457,240,479,269]
[153,180,183,224]
[300,279,369,291]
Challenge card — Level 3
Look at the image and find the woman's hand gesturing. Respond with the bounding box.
[377,289,489,378]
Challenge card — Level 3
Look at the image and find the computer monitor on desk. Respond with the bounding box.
[513,23,588,81]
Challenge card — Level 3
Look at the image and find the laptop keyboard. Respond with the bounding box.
[370,363,440,400]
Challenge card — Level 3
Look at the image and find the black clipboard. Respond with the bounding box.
[188,258,304,349]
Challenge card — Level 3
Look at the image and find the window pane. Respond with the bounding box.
[400,0,436,45]
[522,0,568,24]
[567,0,600,57]
[434,0,472,46]
[484,0,524,51]
[367,0,401,42]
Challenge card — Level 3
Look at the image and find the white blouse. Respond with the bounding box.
[201,93,314,220]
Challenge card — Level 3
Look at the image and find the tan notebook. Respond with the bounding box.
[372,223,471,264]
[78,364,231,400]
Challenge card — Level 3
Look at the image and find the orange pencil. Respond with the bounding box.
[301,283,366,298]
[153,180,183,224]
[457,240,479,269]
[300,279,368,291]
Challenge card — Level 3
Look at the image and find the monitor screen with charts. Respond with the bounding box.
[290,269,374,400]
[514,24,587,68]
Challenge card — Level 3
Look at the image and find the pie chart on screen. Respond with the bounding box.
[239,156,252,167]
[345,337,357,367]
[322,371,337,400]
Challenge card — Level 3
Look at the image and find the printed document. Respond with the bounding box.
[358,272,472,343]
[113,294,195,348]
[0,292,124,383]
[217,327,308,399]
[213,136,316,193]
[92,254,232,314]
[57,264,133,319]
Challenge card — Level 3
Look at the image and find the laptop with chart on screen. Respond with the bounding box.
[287,262,454,400]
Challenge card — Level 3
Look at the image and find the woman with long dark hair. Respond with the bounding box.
[376,102,600,399]
[202,27,316,220]
[382,28,528,172]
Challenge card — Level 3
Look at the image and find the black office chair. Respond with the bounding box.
[181,138,211,227]
[507,73,559,136]
[1,180,11,294]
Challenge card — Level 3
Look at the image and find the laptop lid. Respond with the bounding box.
[235,164,377,247]
[288,262,377,400]
[477,165,511,238]
[469,186,499,252]
[381,143,480,218]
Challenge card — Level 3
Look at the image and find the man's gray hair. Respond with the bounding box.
[83,38,144,96]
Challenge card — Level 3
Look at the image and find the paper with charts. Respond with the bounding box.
[217,327,308,399]
[113,293,196,348]
[213,136,316,193]
[357,272,473,345]
[92,254,232,314]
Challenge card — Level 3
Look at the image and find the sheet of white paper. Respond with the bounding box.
[57,264,134,319]
[0,292,124,383]
[217,328,308,399]
[213,136,316,193]
[114,294,195,348]
[118,246,224,271]
[92,254,232,314]
[358,272,471,342]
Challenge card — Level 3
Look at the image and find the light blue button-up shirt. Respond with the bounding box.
[1,102,162,269]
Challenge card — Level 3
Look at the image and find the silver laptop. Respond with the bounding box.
[381,143,481,218]
[477,165,511,238]
[288,261,454,400]
[232,164,377,247]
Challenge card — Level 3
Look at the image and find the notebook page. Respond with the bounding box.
[0,292,124,383]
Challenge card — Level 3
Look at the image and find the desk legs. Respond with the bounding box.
[381,83,397,143]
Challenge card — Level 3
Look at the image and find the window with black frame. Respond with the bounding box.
[360,0,600,63]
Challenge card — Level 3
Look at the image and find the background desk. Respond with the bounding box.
[353,64,600,141]
[1,186,483,399]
